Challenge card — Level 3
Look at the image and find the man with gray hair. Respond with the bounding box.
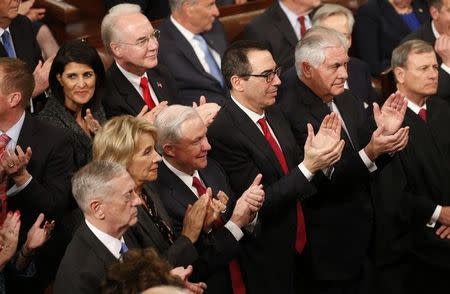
[278,26,409,294]
[54,161,142,294]
[101,3,178,118]
[373,39,450,294]
[154,104,265,294]
[157,0,229,105]
[312,3,379,115]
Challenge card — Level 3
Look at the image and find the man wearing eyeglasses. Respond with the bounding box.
[207,40,345,294]
[101,3,178,119]
[158,0,229,105]
[278,27,409,294]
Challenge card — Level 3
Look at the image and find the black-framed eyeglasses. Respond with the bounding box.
[240,66,282,83]
[118,29,161,49]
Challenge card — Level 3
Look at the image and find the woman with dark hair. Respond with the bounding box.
[38,39,106,169]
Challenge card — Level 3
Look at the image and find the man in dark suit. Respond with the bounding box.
[0,0,50,110]
[153,104,265,293]
[54,161,143,294]
[243,0,320,72]
[278,27,409,294]
[402,0,450,100]
[208,40,346,293]
[373,40,450,294]
[158,0,229,105]
[101,3,178,118]
[0,58,74,292]
[311,3,380,116]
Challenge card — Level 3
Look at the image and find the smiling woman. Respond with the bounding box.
[38,40,106,169]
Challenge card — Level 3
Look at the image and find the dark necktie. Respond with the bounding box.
[0,134,11,224]
[1,31,15,58]
[298,16,307,38]
[257,117,307,253]
[192,176,246,294]
[140,76,157,110]
[418,108,427,122]
[193,35,224,87]
[141,191,175,245]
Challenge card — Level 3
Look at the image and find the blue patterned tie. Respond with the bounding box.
[1,31,16,58]
[194,35,224,87]
[120,242,128,254]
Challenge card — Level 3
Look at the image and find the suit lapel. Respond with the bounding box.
[334,93,360,150]
[143,183,172,226]
[272,2,298,49]
[227,101,285,176]
[147,69,166,102]
[17,112,36,148]
[78,222,118,266]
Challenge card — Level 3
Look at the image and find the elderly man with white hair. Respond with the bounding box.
[278,26,409,294]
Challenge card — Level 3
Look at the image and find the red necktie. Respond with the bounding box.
[418,108,427,122]
[140,76,156,110]
[298,15,307,38]
[0,134,11,224]
[192,176,246,294]
[257,118,306,253]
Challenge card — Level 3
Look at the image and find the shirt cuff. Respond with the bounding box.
[358,149,377,173]
[441,63,450,75]
[426,205,442,228]
[298,162,314,181]
[225,221,244,241]
[7,176,33,197]
[244,213,258,233]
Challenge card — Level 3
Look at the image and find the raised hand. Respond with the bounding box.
[193,96,221,127]
[436,225,450,239]
[24,213,54,254]
[303,120,345,173]
[0,145,32,186]
[0,211,21,270]
[84,108,101,135]
[181,193,210,243]
[203,189,228,232]
[32,56,53,98]
[363,126,409,161]
[137,101,169,124]
[241,174,264,213]
[170,265,207,294]
[373,91,407,135]
[435,35,450,67]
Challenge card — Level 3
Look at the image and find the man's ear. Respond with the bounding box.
[162,143,175,158]
[394,66,405,84]
[301,61,313,79]
[430,6,439,20]
[110,42,122,58]
[8,92,22,108]
[230,75,244,92]
[90,200,105,220]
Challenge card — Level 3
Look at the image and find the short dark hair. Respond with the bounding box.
[429,0,442,9]
[0,57,35,108]
[102,248,184,294]
[221,40,270,89]
[49,39,105,116]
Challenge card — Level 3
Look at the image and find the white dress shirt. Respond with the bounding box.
[278,0,312,40]
[431,21,450,74]
[170,16,221,74]
[85,219,125,259]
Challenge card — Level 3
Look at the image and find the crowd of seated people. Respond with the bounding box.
[0,0,449,294]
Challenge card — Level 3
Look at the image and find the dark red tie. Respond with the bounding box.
[140,76,156,110]
[0,134,11,224]
[192,176,246,294]
[257,117,306,253]
[418,108,427,122]
[298,15,307,38]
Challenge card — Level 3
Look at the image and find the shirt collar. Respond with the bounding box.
[432,21,440,39]
[1,111,25,146]
[406,98,426,114]
[170,15,196,42]
[0,27,12,37]
[116,62,148,88]
[162,157,202,188]
[278,1,311,34]
[231,96,265,124]
[85,219,124,259]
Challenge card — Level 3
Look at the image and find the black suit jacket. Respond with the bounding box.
[354,0,429,75]
[208,100,317,294]
[129,184,199,267]
[0,15,41,71]
[54,222,140,294]
[243,1,299,72]
[347,57,380,115]
[103,0,170,20]
[158,18,229,105]
[103,62,178,118]
[402,21,450,101]
[154,159,240,294]
[278,70,380,281]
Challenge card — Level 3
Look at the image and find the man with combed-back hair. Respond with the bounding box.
[278,26,409,294]
[158,0,229,105]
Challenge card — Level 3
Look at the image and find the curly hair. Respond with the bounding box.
[102,248,184,294]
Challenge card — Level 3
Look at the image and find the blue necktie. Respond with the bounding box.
[120,242,128,254]
[1,31,15,58]
[194,35,224,87]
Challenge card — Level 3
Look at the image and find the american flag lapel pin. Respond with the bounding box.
[157,81,163,88]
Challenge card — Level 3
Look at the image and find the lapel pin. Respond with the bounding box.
[418,8,423,12]
[157,81,163,88]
